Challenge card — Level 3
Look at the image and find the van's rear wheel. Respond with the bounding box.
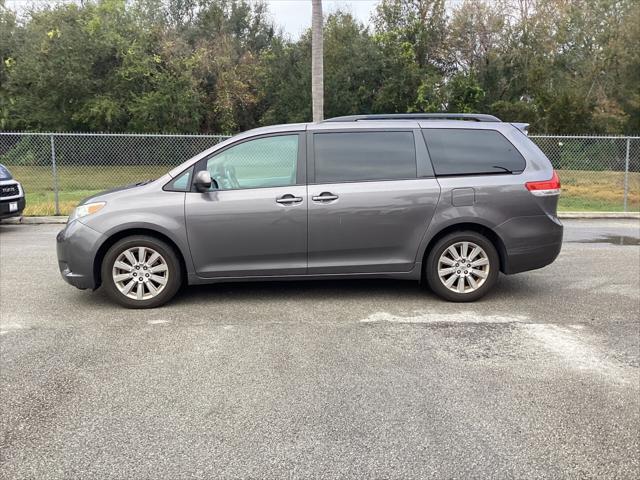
[101,235,182,308]
[426,231,499,302]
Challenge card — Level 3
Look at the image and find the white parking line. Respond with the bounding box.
[361,311,528,324]
[0,323,27,335]
[523,323,629,383]
[147,319,170,325]
[361,311,631,383]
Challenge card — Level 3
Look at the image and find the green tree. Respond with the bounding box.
[0,1,20,129]
[0,0,637,134]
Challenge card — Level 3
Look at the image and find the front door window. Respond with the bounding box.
[206,135,298,190]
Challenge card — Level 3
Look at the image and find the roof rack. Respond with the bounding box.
[323,113,502,123]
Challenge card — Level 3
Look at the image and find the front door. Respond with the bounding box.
[185,133,307,278]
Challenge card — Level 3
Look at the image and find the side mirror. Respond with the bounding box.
[194,170,217,192]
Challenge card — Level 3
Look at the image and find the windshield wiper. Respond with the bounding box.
[491,165,514,174]
[135,179,155,186]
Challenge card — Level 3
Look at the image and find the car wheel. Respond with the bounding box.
[101,235,182,308]
[425,231,499,302]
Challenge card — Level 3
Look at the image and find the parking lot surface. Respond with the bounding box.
[1,219,639,479]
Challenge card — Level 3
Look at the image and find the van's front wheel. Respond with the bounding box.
[426,231,499,302]
[101,235,182,308]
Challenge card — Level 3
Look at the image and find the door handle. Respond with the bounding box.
[312,192,339,202]
[276,194,303,205]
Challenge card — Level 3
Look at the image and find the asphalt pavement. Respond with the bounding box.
[0,219,639,479]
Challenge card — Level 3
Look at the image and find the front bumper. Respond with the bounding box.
[56,220,105,290]
[0,197,26,219]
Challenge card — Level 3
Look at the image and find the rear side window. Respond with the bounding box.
[422,129,526,176]
[314,132,416,183]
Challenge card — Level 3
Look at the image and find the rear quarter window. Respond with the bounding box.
[422,129,525,176]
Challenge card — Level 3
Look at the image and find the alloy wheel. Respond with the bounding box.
[437,241,490,294]
[112,246,169,300]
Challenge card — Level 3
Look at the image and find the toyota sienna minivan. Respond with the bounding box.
[57,114,563,308]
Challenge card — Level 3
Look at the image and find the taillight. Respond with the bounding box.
[525,170,561,196]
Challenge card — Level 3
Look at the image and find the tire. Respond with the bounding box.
[101,235,182,308]
[425,230,499,302]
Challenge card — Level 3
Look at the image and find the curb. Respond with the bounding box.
[557,212,640,219]
[2,212,639,225]
[2,216,68,224]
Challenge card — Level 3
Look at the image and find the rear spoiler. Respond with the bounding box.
[511,123,530,135]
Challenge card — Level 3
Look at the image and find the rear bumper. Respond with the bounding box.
[0,197,25,219]
[496,214,563,274]
[56,220,105,290]
[502,240,562,274]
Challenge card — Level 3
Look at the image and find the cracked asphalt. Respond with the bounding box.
[1,219,639,479]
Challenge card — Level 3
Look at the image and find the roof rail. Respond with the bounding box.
[323,113,502,123]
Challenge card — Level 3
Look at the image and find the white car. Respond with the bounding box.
[0,164,26,220]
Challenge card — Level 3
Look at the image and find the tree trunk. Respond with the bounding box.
[311,0,324,122]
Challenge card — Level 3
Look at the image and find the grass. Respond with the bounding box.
[557,170,639,212]
[9,165,169,216]
[6,165,640,215]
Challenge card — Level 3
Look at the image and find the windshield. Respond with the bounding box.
[0,164,13,180]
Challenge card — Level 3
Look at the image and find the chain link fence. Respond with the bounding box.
[0,132,638,215]
[0,133,228,215]
[532,135,639,212]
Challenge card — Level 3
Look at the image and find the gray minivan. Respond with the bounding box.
[56,114,563,308]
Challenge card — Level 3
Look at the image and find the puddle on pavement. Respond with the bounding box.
[571,235,640,246]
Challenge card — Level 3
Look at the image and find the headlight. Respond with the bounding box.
[68,201,106,223]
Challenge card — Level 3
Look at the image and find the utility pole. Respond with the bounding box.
[311,0,324,122]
